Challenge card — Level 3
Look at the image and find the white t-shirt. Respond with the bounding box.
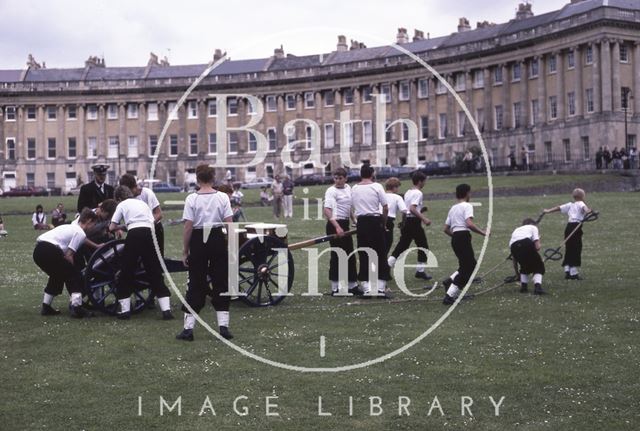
[509,224,540,246]
[37,223,86,253]
[404,188,424,218]
[324,185,352,220]
[111,198,154,229]
[560,201,587,223]
[232,190,244,204]
[445,201,474,232]
[32,212,46,226]
[137,187,160,212]
[182,191,233,228]
[352,182,387,217]
[385,193,407,218]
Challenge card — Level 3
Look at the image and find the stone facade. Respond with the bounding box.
[1,1,639,191]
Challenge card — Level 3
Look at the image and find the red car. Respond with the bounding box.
[2,186,49,197]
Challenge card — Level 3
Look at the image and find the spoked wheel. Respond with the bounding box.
[237,236,294,307]
[83,239,154,315]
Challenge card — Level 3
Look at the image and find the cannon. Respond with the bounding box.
[83,223,353,315]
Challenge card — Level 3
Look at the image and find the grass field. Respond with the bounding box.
[0,174,638,430]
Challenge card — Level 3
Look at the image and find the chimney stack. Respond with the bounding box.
[147,52,159,67]
[274,45,285,59]
[413,29,425,42]
[26,54,42,70]
[516,3,534,20]
[458,18,471,32]
[213,49,224,62]
[337,35,348,52]
[84,55,105,68]
[396,27,408,44]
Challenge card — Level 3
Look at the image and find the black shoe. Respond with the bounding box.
[442,278,452,289]
[41,303,60,316]
[162,310,175,320]
[348,286,364,296]
[219,326,234,340]
[117,311,131,320]
[415,272,433,281]
[569,274,583,281]
[520,283,528,293]
[69,304,90,318]
[176,329,194,341]
[533,286,546,295]
[565,272,571,280]
[442,294,456,305]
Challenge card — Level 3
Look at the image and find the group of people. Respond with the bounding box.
[30,203,68,230]
[595,146,637,170]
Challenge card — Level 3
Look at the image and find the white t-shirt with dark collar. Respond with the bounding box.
[324,185,352,220]
[37,223,86,253]
[182,191,233,228]
[445,201,474,233]
[385,193,407,218]
[404,188,424,218]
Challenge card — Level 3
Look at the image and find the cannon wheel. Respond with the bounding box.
[83,239,154,315]
[237,236,294,307]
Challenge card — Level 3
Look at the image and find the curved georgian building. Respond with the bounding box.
[1,0,639,191]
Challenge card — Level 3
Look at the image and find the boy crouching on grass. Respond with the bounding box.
[510,218,546,295]
[109,186,174,320]
[34,208,98,318]
[543,188,592,280]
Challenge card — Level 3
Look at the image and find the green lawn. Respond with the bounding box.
[0,176,637,430]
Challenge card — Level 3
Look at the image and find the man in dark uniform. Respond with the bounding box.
[77,165,115,213]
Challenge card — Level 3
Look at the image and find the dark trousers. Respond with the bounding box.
[116,227,170,300]
[326,220,357,282]
[356,216,390,281]
[451,231,477,288]
[391,218,428,263]
[183,228,230,313]
[154,222,165,257]
[384,217,396,257]
[511,239,545,275]
[33,241,82,296]
[562,222,583,267]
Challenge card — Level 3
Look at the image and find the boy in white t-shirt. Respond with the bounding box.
[119,174,165,256]
[33,208,98,318]
[387,171,432,280]
[544,188,592,280]
[442,184,488,305]
[510,218,546,295]
[383,177,408,257]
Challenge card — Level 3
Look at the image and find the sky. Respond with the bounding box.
[0,0,562,70]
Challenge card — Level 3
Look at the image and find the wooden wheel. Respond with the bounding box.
[83,240,154,315]
[236,236,294,307]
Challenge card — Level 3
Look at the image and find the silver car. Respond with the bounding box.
[241,177,273,189]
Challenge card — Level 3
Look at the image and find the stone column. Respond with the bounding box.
[98,104,106,159]
[592,42,601,113]
[601,38,612,112]
[556,51,565,120]
[16,106,24,161]
[77,105,85,158]
[538,56,547,122]
[465,70,473,134]
[138,103,147,157]
[483,68,492,132]
[409,80,417,126]
[428,78,437,139]
[37,105,45,159]
[446,74,455,138]
[502,64,511,128]
[574,47,583,117]
[520,60,529,127]
[635,42,640,114]
[612,40,622,111]
[57,105,65,160]
[118,103,126,163]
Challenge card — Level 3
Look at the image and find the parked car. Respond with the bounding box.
[293,174,331,186]
[346,169,361,182]
[242,177,273,189]
[149,182,182,193]
[2,186,49,197]
[414,161,453,176]
[374,166,415,179]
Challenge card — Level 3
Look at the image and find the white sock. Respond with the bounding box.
[362,281,371,294]
[331,281,339,293]
[533,274,543,284]
[387,256,396,268]
[70,292,82,307]
[119,298,131,314]
[447,284,461,298]
[43,293,54,305]
[449,271,459,280]
[520,274,529,284]
[377,280,386,293]
[570,267,579,276]
[348,281,359,290]
[564,265,570,273]
[157,296,171,312]
[217,311,230,328]
[416,262,426,273]
[184,313,195,330]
